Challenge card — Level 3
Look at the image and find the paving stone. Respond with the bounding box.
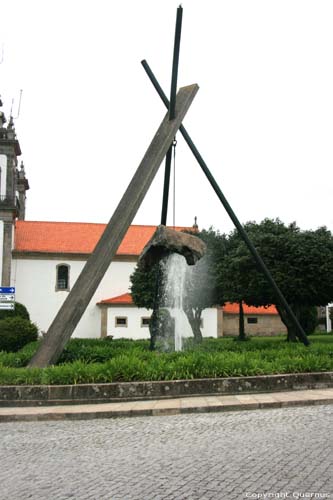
[0,405,332,500]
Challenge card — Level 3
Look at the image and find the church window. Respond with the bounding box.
[56,264,70,291]
[115,316,128,327]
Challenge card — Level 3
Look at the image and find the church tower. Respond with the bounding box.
[0,97,29,286]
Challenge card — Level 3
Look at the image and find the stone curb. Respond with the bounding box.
[0,388,332,422]
[1,371,333,407]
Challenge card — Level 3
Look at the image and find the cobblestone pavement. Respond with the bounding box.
[0,405,332,500]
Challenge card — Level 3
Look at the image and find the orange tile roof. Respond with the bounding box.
[98,293,133,305]
[98,294,279,315]
[14,221,188,256]
[223,302,278,315]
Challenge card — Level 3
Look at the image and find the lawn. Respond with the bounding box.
[0,335,332,385]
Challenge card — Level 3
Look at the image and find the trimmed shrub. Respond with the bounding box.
[299,306,318,335]
[0,317,38,352]
[0,302,30,321]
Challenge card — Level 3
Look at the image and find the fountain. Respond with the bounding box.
[138,225,206,351]
[162,253,193,351]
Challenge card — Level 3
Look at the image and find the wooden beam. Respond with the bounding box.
[28,83,199,367]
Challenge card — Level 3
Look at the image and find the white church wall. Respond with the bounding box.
[12,256,137,338]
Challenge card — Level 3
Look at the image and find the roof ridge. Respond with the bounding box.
[16,220,107,226]
[17,221,191,229]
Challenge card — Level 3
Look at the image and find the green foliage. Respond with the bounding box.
[0,302,30,321]
[183,228,227,309]
[0,317,38,352]
[218,219,333,342]
[223,219,333,308]
[298,306,318,335]
[130,262,159,310]
[0,336,332,384]
[0,341,39,367]
[58,337,149,363]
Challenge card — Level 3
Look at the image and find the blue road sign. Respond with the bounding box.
[0,287,15,294]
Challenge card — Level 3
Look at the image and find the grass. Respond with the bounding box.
[0,335,332,385]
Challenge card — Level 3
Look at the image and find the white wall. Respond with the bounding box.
[106,306,218,340]
[12,255,218,340]
[201,308,218,338]
[327,303,332,332]
[12,256,137,338]
[106,306,151,340]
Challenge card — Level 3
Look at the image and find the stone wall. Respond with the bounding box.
[223,313,287,336]
[1,372,332,406]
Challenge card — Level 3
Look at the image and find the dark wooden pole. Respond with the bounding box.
[28,83,199,368]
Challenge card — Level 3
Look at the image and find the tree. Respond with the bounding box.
[130,229,226,347]
[180,229,226,343]
[130,261,161,350]
[217,230,253,340]
[218,219,333,342]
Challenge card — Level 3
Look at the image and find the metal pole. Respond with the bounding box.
[161,147,173,224]
[169,4,183,120]
[161,4,183,225]
[141,59,310,346]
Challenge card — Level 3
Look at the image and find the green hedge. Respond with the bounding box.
[0,335,332,384]
[0,317,38,353]
[0,302,30,321]
[58,338,148,364]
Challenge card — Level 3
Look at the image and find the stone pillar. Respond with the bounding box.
[217,307,224,337]
[326,305,332,332]
[5,152,16,202]
[100,307,108,338]
[17,162,29,220]
[1,220,13,286]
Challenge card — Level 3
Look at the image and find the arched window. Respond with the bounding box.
[56,264,70,291]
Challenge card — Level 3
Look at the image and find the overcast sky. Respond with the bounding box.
[1,0,333,234]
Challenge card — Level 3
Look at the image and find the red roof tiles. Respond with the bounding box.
[14,221,187,256]
[98,293,133,305]
[223,302,278,315]
[98,294,279,315]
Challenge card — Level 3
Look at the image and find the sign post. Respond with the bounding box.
[0,287,15,311]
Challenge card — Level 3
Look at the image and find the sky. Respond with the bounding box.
[1,0,333,235]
